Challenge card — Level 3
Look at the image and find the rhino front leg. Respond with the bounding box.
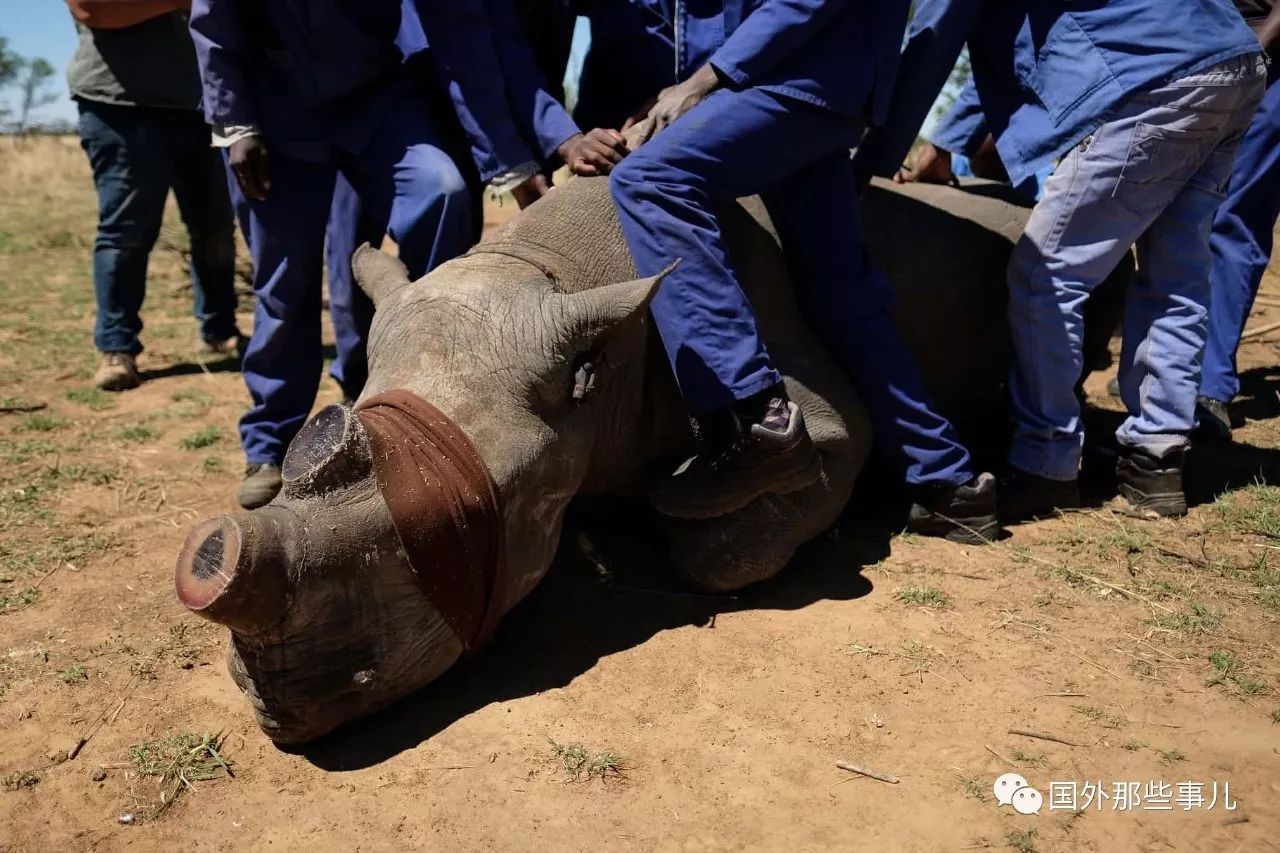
[659,381,869,592]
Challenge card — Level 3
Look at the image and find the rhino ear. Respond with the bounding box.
[561,260,678,348]
[352,243,411,306]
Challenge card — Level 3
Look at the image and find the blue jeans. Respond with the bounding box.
[229,96,473,465]
[611,87,975,486]
[1007,55,1267,480]
[1200,69,1280,404]
[77,100,238,355]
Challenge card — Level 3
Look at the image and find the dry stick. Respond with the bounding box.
[1241,319,1280,340]
[985,744,1018,766]
[1077,573,1175,613]
[1009,728,1081,747]
[1065,648,1124,680]
[0,402,46,414]
[1037,692,1086,698]
[835,761,900,784]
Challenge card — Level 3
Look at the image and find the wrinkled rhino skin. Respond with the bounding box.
[175,174,1116,744]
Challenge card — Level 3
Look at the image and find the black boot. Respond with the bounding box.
[1116,446,1186,518]
[1193,397,1232,445]
[999,467,1081,523]
[650,388,823,520]
[907,472,1000,544]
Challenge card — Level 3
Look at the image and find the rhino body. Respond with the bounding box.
[174,175,1111,743]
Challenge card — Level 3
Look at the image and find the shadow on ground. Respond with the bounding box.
[297,496,883,771]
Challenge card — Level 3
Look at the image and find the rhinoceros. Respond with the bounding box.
[174,174,1127,744]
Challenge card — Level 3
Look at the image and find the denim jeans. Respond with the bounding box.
[1006,54,1267,480]
[78,99,238,355]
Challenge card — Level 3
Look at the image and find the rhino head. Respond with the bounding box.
[176,243,672,744]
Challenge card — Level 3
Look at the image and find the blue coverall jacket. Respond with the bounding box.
[640,0,905,121]
[858,0,1262,186]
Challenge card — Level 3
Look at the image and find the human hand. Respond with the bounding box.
[557,128,628,176]
[229,135,270,200]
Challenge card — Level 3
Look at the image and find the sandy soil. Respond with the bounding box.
[1,136,1278,853]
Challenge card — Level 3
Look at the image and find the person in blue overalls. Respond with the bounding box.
[1197,3,1280,441]
[320,0,631,408]
[609,0,1000,543]
[190,0,475,508]
[573,0,676,131]
[896,78,1050,203]
[858,0,1265,522]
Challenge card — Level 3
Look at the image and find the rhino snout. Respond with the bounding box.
[175,510,291,636]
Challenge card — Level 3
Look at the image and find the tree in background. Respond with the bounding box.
[0,34,61,132]
[0,36,20,126]
[16,58,59,131]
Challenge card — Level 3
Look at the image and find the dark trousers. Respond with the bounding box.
[77,99,238,355]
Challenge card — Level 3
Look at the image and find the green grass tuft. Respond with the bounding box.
[894,585,952,608]
[549,740,625,782]
[178,426,222,451]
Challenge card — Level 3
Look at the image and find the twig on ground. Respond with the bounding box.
[985,744,1018,766]
[1009,728,1080,747]
[1078,573,1175,613]
[1037,692,1086,698]
[0,402,46,413]
[835,760,900,784]
[1241,319,1280,340]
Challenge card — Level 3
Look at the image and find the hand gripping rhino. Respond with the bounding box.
[174,175,1128,744]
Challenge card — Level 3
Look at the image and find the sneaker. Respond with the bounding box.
[237,463,283,510]
[907,472,1000,544]
[650,397,822,520]
[1193,397,1232,445]
[1115,447,1186,519]
[998,466,1081,523]
[94,352,141,392]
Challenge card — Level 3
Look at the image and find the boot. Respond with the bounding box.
[907,472,1000,544]
[650,390,822,520]
[1193,397,1232,445]
[94,353,140,392]
[999,467,1081,523]
[237,463,283,510]
[1115,447,1186,518]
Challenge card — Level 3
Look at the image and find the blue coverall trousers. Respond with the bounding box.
[228,99,472,465]
[1200,67,1280,405]
[610,86,975,486]
[1007,55,1265,480]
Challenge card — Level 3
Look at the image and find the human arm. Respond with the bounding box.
[854,0,984,186]
[188,0,268,198]
[708,0,850,90]
[1255,4,1280,57]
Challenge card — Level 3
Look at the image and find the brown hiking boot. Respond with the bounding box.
[650,395,823,520]
[94,353,140,392]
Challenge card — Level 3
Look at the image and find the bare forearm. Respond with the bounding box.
[66,0,189,29]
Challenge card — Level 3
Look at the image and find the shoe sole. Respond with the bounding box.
[652,446,824,521]
[1116,483,1186,519]
[942,516,1001,545]
[95,376,140,393]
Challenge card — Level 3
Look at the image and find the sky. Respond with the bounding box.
[2,0,81,125]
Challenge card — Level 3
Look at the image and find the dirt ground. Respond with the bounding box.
[1,135,1279,853]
